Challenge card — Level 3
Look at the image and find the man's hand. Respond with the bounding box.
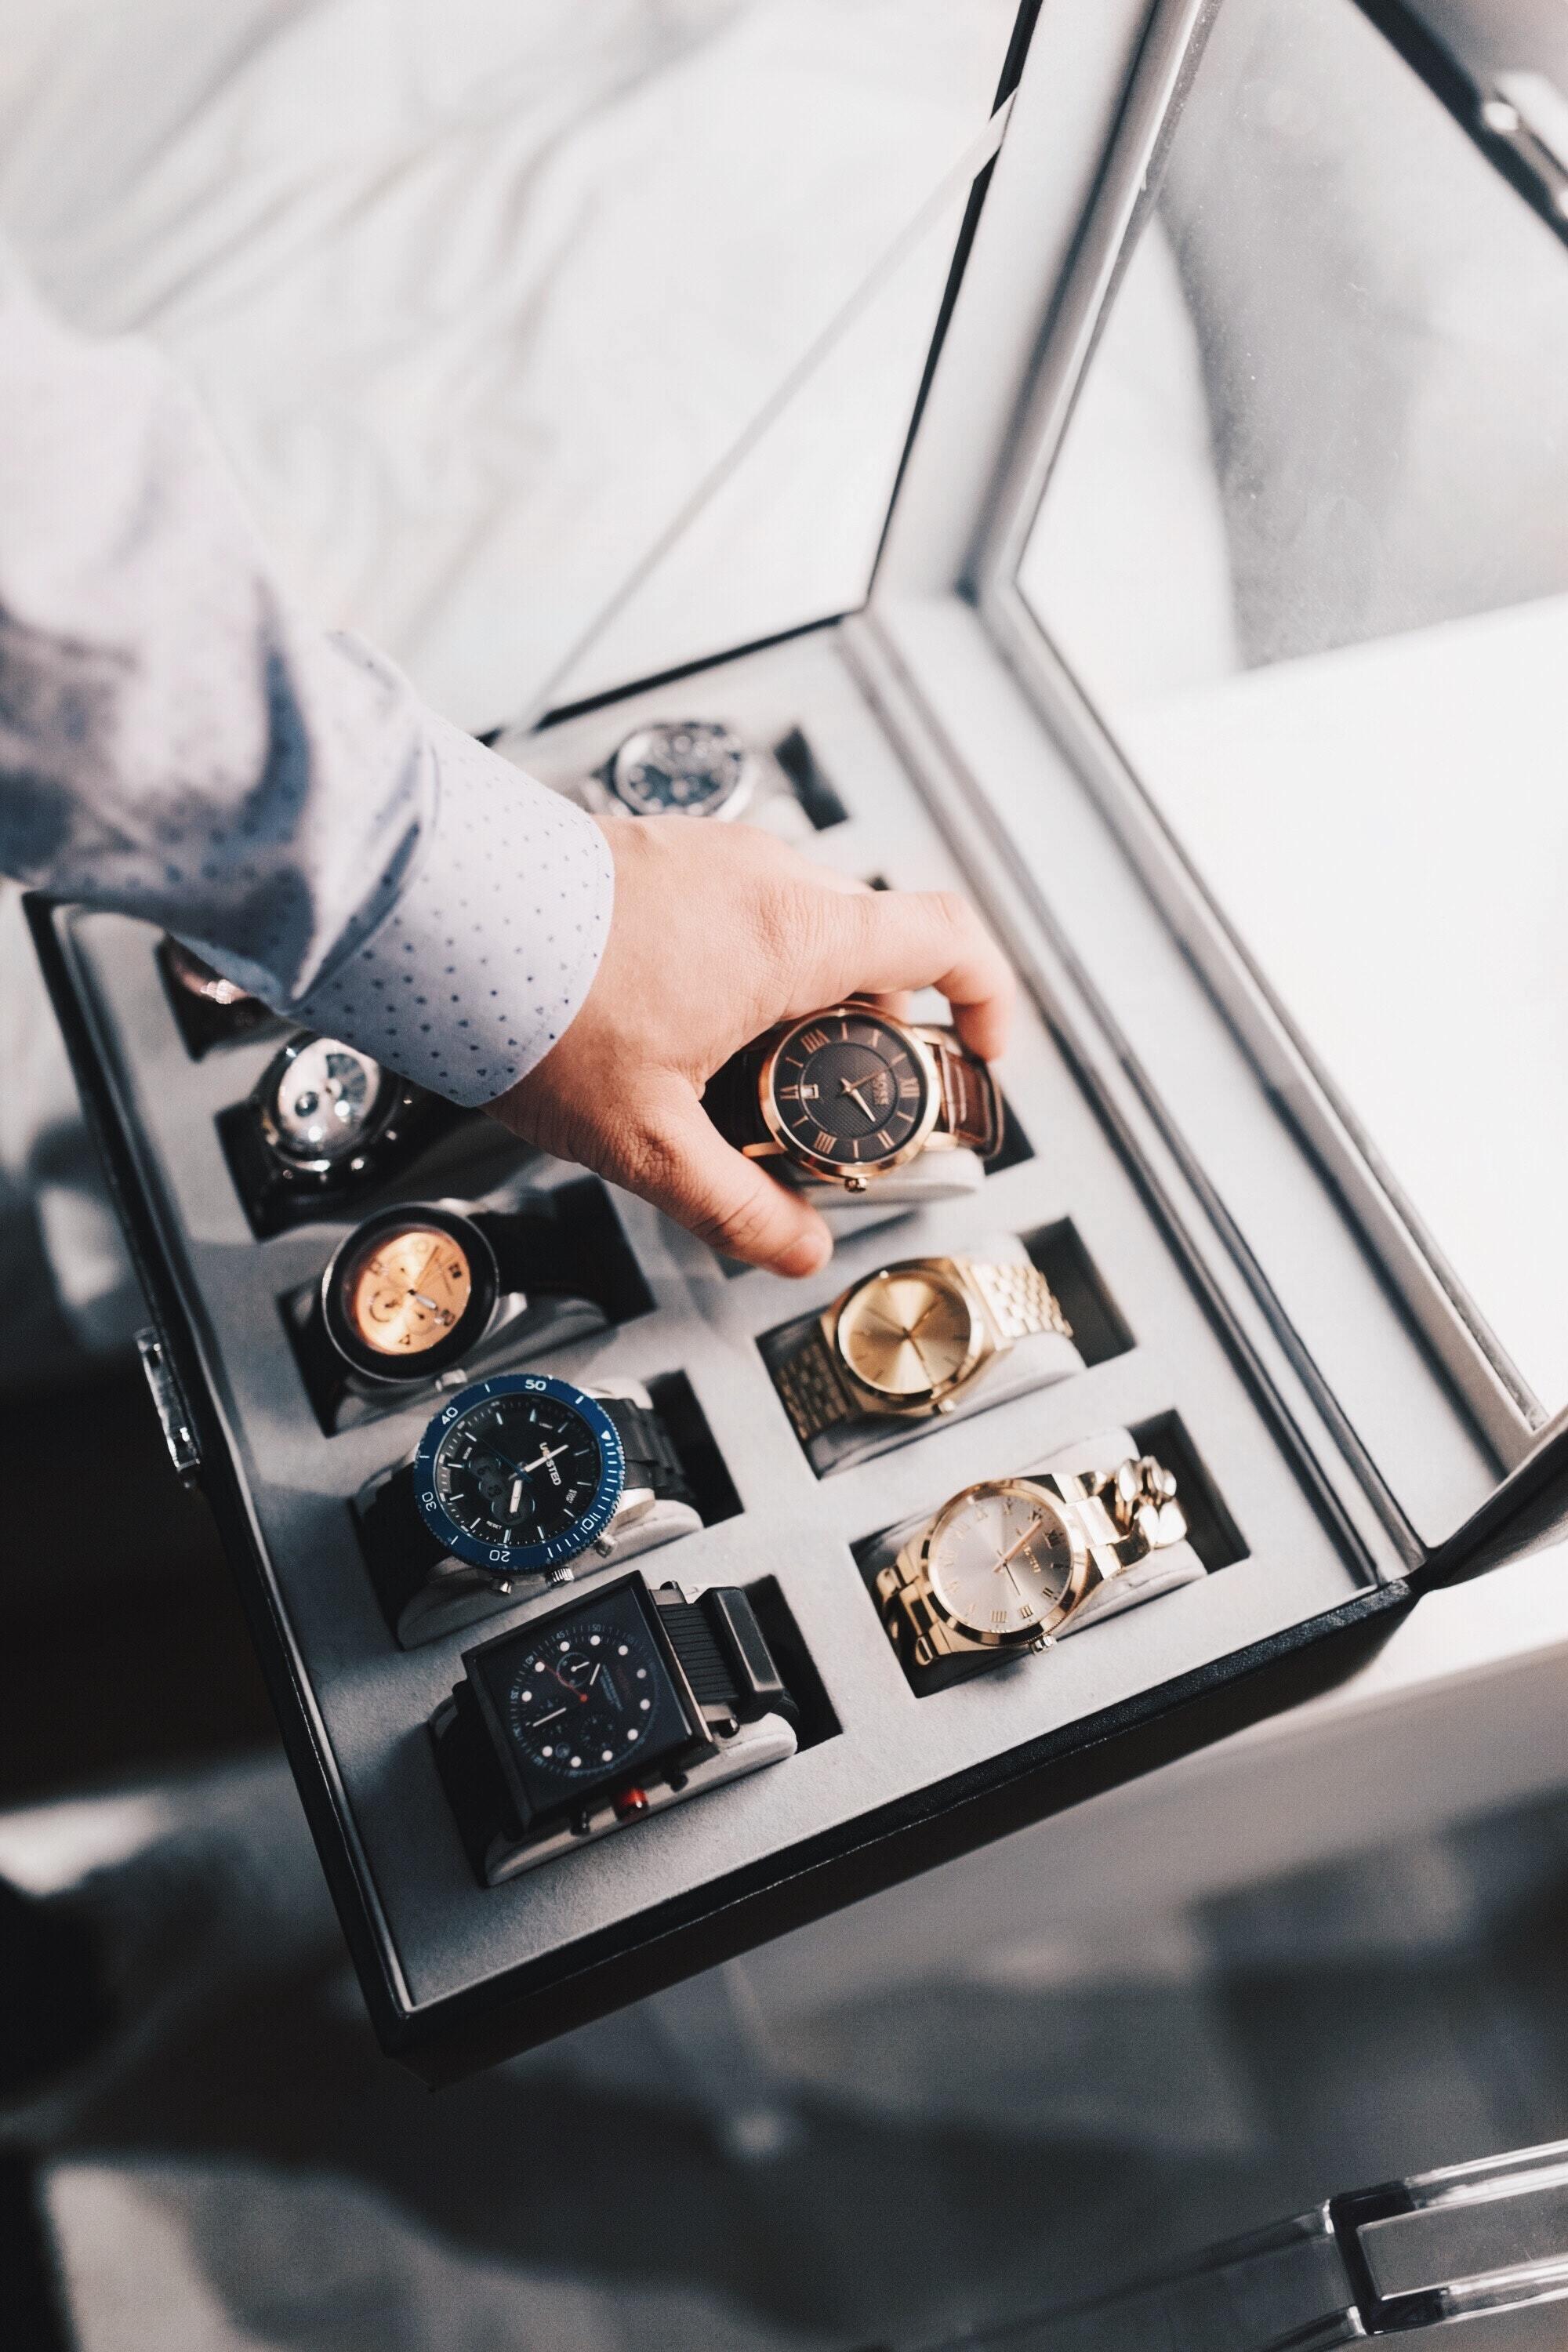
[492,815,1014,1277]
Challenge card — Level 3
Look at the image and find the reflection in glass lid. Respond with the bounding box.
[1017,0,1568,1410]
[0,2,1021,731]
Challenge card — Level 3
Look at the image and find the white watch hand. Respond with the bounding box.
[508,1478,524,1517]
[522,1441,567,1476]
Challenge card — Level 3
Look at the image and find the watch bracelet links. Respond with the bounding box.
[967,1258,1073,1345]
[1071,1457,1185,1573]
[603,1396,696,1510]
[923,1029,1004,1158]
[774,1323,853,1443]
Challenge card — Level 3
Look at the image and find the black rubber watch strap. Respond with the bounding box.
[470,1207,558,1295]
[653,1585,797,1728]
[604,1396,695,1508]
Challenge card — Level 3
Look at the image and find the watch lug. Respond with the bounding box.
[612,1486,656,1531]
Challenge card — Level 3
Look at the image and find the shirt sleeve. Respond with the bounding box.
[0,257,612,1109]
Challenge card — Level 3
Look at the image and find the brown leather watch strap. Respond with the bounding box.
[922,1029,1003,1157]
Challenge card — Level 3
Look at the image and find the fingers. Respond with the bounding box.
[798,886,1015,1061]
[621,1074,833,1278]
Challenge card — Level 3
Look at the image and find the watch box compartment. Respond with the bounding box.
[280,1174,655,1436]
[757,1229,1094,1478]
[29,0,1564,2084]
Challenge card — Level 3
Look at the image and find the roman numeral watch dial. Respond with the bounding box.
[923,1479,1087,1648]
[765,1008,932,1181]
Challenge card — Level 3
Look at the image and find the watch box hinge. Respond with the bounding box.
[135,1325,202,1487]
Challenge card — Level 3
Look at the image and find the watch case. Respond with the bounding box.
[431,1569,805,1885]
[759,1229,1089,1476]
[217,1047,466,1240]
[282,1178,654,1436]
[154,935,282,1058]
[859,1421,1210,1693]
[354,1373,713,1650]
[499,714,848,844]
[27,0,1563,2087]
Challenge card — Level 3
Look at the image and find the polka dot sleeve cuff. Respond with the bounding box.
[292,716,613,1109]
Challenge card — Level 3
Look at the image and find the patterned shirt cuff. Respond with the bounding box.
[292,715,612,1108]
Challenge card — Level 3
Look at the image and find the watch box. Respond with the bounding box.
[30,0,1568,2084]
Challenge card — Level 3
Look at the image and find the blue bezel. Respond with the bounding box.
[412,1373,626,1581]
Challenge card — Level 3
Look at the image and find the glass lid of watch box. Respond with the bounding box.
[992,0,1568,1433]
[0,2,1025,736]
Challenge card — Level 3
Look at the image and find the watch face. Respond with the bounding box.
[766,1007,932,1177]
[606,720,749,817]
[471,1581,691,1810]
[416,1373,626,1577]
[264,1038,390,1167]
[165,940,254,1005]
[924,1479,1084,1646]
[835,1262,982,1406]
[322,1205,497,1383]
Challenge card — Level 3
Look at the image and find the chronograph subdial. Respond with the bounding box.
[321,1203,502,1386]
[503,1617,674,1780]
[601,720,753,819]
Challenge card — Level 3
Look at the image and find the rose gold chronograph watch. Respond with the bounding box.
[319,1199,618,1390]
[771,1255,1073,1444]
[877,1456,1187,1671]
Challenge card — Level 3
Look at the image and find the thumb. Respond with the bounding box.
[622,1075,833,1277]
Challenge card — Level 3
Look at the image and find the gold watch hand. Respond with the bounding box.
[838,1078,876,1122]
[993,1516,1047,1573]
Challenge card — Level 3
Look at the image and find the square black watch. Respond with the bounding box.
[432,1572,798,1883]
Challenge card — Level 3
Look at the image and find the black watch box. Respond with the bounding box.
[27,0,1568,2087]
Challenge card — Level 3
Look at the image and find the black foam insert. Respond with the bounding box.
[1020,1218,1133,1366]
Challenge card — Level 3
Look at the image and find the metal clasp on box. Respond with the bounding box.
[135,1326,201,1486]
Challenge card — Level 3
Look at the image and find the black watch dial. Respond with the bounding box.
[768,1008,931,1173]
[470,1579,694,1814]
[604,720,748,817]
[433,1388,608,1554]
[264,1038,390,1167]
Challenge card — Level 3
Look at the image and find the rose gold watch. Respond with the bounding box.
[704,1001,1001,1193]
